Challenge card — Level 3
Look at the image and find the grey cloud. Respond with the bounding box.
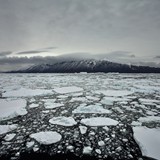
[15,47,57,55]
[0,56,56,65]
[155,56,160,58]
[0,0,160,57]
[16,50,48,55]
[0,51,12,57]
[42,47,57,50]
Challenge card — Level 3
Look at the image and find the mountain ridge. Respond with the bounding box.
[8,59,160,73]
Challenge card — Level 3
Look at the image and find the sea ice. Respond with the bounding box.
[3,88,53,97]
[70,97,87,102]
[100,97,129,105]
[30,131,62,145]
[4,133,16,141]
[72,104,111,114]
[133,126,160,159]
[86,96,99,101]
[95,90,133,97]
[53,86,83,94]
[138,116,160,122]
[44,102,64,109]
[79,126,87,134]
[0,99,27,121]
[26,141,35,149]
[49,117,77,126]
[29,103,39,108]
[0,124,18,135]
[80,117,118,126]
[98,140,105,147]
[83,146,93,154]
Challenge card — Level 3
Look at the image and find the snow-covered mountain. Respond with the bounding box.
[10,59,160,73]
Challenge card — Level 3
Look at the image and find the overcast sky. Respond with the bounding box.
[0,0,160,71]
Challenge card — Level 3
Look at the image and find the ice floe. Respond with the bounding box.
[98,140,105,147]
[86,96,99,101]
[0,99,27,121]
[29,103,39,108]
[95,90,133,97]
[0,124,18,135]
[80,117,118,126]
[3,88,53,97]
[45,102,64,109]
[49,117,77,126]
[26,141,35,149]
[30,131,62,145]
[100,97,130,105]
[4,133,16,141]
[72,104,111,114]
[83,146,93,154]
[133,126,160,159]
[79,126,87,134]
[53,86,83,94]
[138,116,160,122]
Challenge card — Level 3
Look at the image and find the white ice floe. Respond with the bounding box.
[80,117,118,126]
[45,102,63,109]
[26,141,35,149]
[86,96,99,101]
[138,116,160,122]
[70,97,87,102]
[4,133,16,141]
[133,126,160,160]
[57,95,68,99]
[156,105,160,108]
[0,99,27,121]
[100,97,129,106]
[131,121,142,126]
[30,131,62,145]
[98,140,105,147]
[43,99,64,109]
[0,124,17,135]
[79,126,87,134]
[146,110,157,116]
[95,90,133,97]
[95,149,101,154]
[49,117,77,126]
[83,146,93,154]
[42,110,50,114]
[53,86,83,94]
[3,88,53,97]
[139,98,159,106]
[29,103,39,108]
[103,126,109,131]
[72,104,111,114]
[71,92,84,97]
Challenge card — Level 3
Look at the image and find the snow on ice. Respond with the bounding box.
[53,86,83,94]
[49,117,77,126]
[0,99,27,121]
[30,131,62,145]
[72,104,111,114]
[133,126,160,160]
[80,117,118,126]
